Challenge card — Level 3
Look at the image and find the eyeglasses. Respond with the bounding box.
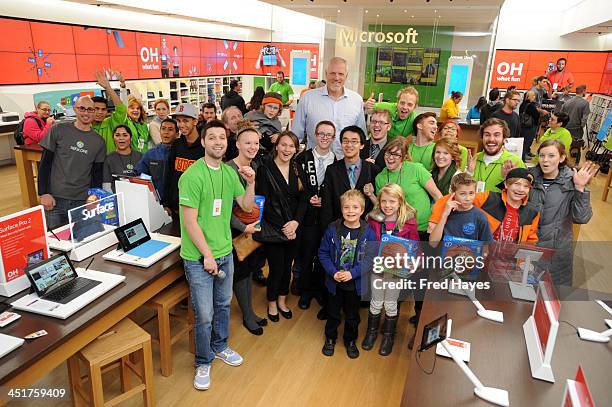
[371,120,388,126]
[76,106,96,113]
[341,139,361,146]
[316,132,334,139]
[384,151,402,159]
[39,108,51,112]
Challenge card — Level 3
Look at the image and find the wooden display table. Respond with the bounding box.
[14,144,42,208]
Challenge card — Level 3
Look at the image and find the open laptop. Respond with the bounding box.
[24,253,101,304]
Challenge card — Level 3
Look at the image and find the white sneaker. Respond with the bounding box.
[194,364,211,390]
[215,347,244,366]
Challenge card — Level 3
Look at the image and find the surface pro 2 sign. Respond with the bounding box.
[0,206,49,296]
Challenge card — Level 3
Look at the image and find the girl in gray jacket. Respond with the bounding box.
[528,139,598,286]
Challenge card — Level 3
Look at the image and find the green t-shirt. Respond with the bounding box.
[269,81,294,105]
[375,161,432,231]
[473,149,525,193]
[375,102,417,140]
[92,103,127,154]
[178,159,245,260]
[126,119,150,153]
[458,144,469,172]
[409,143,435,171]
[539,127,572,154]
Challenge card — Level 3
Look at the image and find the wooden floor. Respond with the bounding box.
[3,162,612,407]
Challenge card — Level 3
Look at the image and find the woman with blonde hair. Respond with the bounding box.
[148,98,170,145]
[363,183,419,356]
[125,95,151,153]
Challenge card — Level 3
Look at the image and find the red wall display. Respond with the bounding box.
[0,17,320,85]
[490,49,611,93]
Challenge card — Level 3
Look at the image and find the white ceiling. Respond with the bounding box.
[260,0,505,28]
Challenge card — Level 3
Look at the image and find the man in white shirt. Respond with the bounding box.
[292,57,367,159]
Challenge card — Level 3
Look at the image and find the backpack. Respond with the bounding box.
[14,116,43,145]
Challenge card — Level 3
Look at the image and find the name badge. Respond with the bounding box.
[212,199,222,217]
[138,138,145,150]
[476,181,486,193]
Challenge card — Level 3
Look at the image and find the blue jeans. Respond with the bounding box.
[184,253,234,366]
[46,197,86,230]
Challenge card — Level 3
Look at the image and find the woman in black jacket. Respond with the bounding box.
[255,131,305,322]
[519,90,540,161]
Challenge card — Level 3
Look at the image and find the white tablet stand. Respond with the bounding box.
[439,319,509,406]
[508,249,542,302]
[451,274,504,323]
[577,319,612,343]
[115,181,171,232]
[448,272,475,297]
[596,300,612,316]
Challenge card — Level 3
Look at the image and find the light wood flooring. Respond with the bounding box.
[2,163,612,407]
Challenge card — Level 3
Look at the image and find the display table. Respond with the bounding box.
[0,223,183,402]
[401,283,612,406]
[14,144,42,208]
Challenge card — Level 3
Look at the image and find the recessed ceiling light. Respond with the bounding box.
[411,15,414,18]
[376,14,380,17]
[404,9,407,12]
[337,9,341,13]
[434,9,437,13]
[365,9,368,13]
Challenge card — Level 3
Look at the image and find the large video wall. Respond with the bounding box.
[0,17,320,85]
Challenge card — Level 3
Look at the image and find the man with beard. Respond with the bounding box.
[365,87,419,140]
[360,109,391,174]
[409,112,437,171]
[546,57,575,93]
[179,119,256,391]
[471,118,525,193]
[221,106,242,162]
[491,90,521,138]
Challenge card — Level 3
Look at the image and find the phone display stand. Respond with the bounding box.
[439,319,509,406]
[577,319,612,343]
[448,273,475,297]
[453,274,504,323]
[508,249,542,302]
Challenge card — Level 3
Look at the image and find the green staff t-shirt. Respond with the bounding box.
[374,102,417,140]
[376,161,432,231]
[409,143,435,171]
[179,159,245,260]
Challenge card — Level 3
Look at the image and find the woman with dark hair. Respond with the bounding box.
[466,96,486,122]
[431,137,462,196]
[247,86,265,112]
[255,131,305,322]
[229,126,268,335]
[103,124,142,192]
[528,139,597,285]
[519,90,540,161]
[440,91,463,121]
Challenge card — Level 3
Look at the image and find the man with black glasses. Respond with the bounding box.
[38,96,106,229]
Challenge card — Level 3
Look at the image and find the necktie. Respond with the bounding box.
[348,164,357,188]
[370,143,380,159]
[316,157,326,185]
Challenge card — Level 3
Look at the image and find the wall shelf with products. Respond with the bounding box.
[587,93,612,141]
[127,76,243,116]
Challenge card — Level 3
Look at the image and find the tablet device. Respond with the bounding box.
[114,219,150,252]
[419,313,448,352]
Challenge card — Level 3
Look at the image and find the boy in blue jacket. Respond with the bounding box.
[319,189,376,359]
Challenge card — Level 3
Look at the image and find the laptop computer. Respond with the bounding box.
[24,253,101,304]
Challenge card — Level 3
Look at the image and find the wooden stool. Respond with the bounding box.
[602,161,612,202]
[67,318,155,407]
[143,280,194,377]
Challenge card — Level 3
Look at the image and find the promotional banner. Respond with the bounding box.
[0,206,49,284]
[0,17,319,85]
[490,49,609,92]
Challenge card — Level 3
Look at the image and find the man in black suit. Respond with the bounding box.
[361,109,391,175]
[320,125,376,230]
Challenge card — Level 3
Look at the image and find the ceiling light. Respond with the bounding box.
[365,9,368,13]
[337,9,341,13]
[404,10,407,13]
[376,14,380,17]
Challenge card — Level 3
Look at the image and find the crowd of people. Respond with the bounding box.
[27,56,599,391]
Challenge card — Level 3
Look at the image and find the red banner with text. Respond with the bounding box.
[0,17,319,85]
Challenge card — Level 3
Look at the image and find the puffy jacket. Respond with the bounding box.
[22,112,51,145]
[318,219,377,295]
[527,165,592,285]
[430,191,540,243]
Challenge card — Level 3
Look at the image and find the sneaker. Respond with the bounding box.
[194,364,211,390]
[215,347,244,366]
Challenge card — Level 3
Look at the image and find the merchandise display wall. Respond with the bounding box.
[363,25,455,107]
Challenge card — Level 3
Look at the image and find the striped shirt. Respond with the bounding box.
[292,85,367,159]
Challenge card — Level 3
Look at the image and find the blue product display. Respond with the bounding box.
[378,234,421,278]
[126,240,171,258]
[441,235,485,279]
